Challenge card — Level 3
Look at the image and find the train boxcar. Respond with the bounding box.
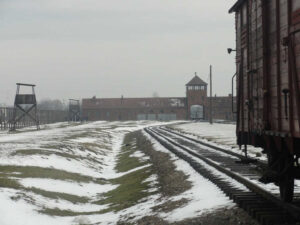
[229,0,300,202]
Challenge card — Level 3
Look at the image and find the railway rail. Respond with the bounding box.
[145,126,300,225]
[160,126,264,165]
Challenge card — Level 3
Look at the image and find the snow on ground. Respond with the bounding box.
[0,120,246,225]
[130,150,150,162]
[143,130,234,222]
[0,153,104,178]
[0,189,70,225]
[73,137,98,143]
[0,120,173,225]
[171,122,266,161]
[20,178,117,198]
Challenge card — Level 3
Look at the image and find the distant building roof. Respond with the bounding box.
[82,97,186,109]
[186,75,207,86]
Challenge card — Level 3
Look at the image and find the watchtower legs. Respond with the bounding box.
[10,83,40,131]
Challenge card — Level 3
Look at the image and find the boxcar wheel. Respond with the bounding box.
[279,157,294,202]
[279,175,294,202]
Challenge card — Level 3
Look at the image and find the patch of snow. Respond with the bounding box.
[73,137,98,143]
[0,154,103,178]
[20,178,118,198]
[143,174,159,184]
[0,120,177,225]
[162,160,234,221]
[0,189,70,225]
[130,150,150,162]
[24,191,109,213]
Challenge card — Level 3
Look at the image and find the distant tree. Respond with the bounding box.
[152,92,160,98]
[38,99,67,111]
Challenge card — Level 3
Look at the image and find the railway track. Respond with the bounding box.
[144,126,300,225]
[160,126,264,164]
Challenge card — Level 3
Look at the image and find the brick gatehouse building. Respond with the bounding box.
[82,75,236,121]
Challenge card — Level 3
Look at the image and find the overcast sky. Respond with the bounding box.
[0,0,237,105]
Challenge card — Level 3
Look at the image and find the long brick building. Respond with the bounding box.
[82,75,236,121]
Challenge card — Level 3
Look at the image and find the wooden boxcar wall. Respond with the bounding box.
[235,0,300,149]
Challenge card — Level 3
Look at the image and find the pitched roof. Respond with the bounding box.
[186,75,207,86]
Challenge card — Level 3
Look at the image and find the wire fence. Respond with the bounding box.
[0,107,68,130]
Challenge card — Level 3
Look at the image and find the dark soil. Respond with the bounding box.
[138,133,192,197]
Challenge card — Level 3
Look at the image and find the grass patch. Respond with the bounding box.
[38,166,155,216]
[12,149,78,159]
[29,187,89,204]
[38,208,93,217]
[94,167,154,212]
[93,131,155,212]
[0,177,22,189]
[116,133,148,173]
[0,165,106,184]
[42,141,108,156]
[79,143,109,155]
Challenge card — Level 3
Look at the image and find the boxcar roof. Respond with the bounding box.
[229,0,246,13]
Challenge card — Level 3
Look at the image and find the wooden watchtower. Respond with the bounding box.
[11,83,40,131]
[69,99,81,122]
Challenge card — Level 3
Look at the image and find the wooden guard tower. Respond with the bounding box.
[69,99,81,122]
[11,83,40,131]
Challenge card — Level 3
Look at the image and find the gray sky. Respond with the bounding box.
[0,0,237,105]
